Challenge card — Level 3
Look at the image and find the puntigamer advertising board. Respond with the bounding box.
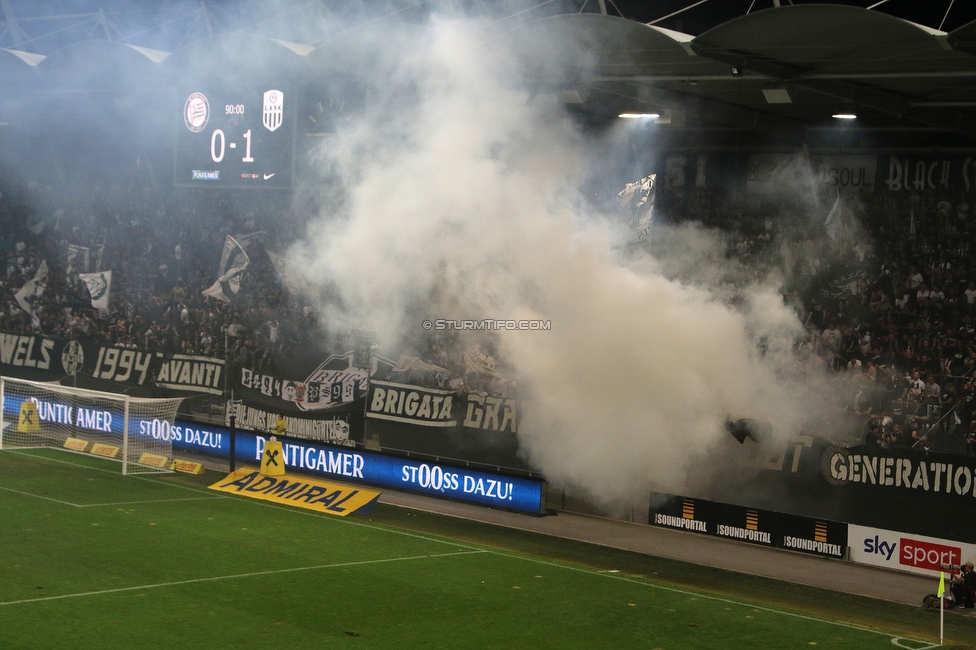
[132,418,545,515]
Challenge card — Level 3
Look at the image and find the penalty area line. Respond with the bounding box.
[0,485,82,507]
[78,496,228,507]
[0,550,487,607]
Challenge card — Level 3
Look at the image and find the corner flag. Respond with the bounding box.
[938,570,946,645]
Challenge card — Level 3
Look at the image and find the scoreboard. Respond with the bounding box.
[174,84,295,189]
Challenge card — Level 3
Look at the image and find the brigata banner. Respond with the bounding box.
[367,380,456,428]
[366,379,520,433]
[848,524,976,577]
[649,493,847,558]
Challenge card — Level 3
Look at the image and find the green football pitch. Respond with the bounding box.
[1,448,973,649]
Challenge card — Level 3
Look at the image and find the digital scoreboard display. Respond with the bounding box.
[174,85,294,189]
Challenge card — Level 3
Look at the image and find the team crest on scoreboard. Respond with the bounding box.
[183,92,210,133]
[263,90,283,132]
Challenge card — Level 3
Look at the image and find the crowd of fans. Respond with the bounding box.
[4,165,976,455]
[660,179,976,456]
[0,178,321,377]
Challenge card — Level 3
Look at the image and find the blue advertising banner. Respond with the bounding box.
[138,418,544,515]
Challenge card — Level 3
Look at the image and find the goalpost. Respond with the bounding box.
[0,376,184,475]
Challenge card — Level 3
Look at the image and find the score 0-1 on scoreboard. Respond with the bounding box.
[174,85,295,189]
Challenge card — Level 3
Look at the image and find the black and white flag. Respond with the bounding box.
[202,235,250,303]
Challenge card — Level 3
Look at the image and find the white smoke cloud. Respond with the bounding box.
[294,15,845,509]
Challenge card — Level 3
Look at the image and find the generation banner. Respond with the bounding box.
[649,493,848,558]
[820,445,976,501]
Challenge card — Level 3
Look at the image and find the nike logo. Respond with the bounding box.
[263,173,275,180]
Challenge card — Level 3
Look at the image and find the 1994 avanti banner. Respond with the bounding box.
[0,330,223,395]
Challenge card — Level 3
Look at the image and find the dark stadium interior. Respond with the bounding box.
[4,0,976,546]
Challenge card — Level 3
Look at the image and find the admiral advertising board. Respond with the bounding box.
[649,493,848,559]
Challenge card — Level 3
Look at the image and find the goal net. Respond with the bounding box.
[0,376,184,475]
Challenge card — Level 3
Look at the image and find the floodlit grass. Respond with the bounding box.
[1,448,973,649]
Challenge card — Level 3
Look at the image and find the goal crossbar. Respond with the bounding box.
[0,376,184,475]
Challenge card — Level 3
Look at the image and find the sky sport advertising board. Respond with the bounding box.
[132,418,544,515]
[847,524,976,577]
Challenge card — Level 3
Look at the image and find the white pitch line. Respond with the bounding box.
[484,550,939,647]
[0,485,81,507]
[78,496,228,508]
[4,450,208,495]
[0,550,486,607]
[4,449,486,551]
[3,449,940,646]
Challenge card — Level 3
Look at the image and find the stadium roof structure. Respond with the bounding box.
[3,1,976,151]
[506,5,976,150]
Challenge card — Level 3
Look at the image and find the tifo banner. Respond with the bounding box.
[152,353,224,394]
[649,493,848,558]
[236,352,369,413]
[240,366,363,409]
[746,153,877,194]
[462,393,518,433]
[367,380,456,428]
[209,467,380,516]
[848,524,976,577]
[881,154,976,193]
[230,404,355,446]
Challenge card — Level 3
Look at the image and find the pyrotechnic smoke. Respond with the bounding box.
[294,15,848,509]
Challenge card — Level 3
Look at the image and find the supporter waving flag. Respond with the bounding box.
[78,270,112,311]
[202,235,249,303]
[14,260,47,316]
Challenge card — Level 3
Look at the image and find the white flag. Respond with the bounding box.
[266,248,308,295]
[824,193,845,240]
[67,244,89,275]
[79,270,112,311]
[202,235,249,302]
[14,260,48,315]
[618,174,656,243]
